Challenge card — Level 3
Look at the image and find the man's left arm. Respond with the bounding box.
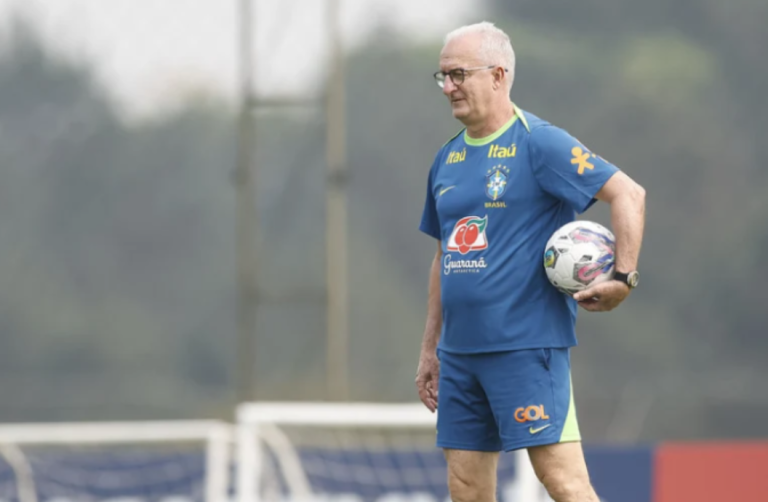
[573,171,646,311]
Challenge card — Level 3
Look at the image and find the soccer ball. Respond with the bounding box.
[543,221,616,295]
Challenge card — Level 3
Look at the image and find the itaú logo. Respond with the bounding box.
[514,405,550,423]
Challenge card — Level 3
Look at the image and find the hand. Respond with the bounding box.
[415,351,440,413]
[573,280,630,312]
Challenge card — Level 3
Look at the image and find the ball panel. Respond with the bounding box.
[543,221,615,294]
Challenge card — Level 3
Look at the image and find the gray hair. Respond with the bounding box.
[444,22,516,92]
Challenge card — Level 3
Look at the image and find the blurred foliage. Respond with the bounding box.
[0,3,766,443]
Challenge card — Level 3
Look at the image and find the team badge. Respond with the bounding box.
[485,165,510,200]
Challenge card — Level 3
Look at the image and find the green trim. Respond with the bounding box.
[515,103,531,133]
[464,113,518,146]
[559,373,582,443]
[441,129,464,148]
[444,102,530,148]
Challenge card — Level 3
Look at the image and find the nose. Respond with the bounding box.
[442,77,457,96]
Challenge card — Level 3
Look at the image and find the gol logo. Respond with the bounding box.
[514,405,550,423]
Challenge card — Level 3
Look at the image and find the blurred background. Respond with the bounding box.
[0,0,766,451]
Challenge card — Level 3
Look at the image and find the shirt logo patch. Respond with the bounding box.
[488,144,517,158]
[446,148,466,164]
[438,185,456,197]
[485,165,510,201]
[571,146,594,175]
[446,215,488,255]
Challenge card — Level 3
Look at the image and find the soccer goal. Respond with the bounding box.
[0,420,232,502]
[236,402,542,502]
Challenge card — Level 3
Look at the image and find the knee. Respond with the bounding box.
[538,468,593,502]
[447,472,493,502]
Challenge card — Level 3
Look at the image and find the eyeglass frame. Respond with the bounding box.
[433,65,508,88]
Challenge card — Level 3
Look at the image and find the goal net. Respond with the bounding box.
[236,402,542,502]
[0,420,232,502]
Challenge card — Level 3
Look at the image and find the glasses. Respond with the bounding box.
[433,65,507,88]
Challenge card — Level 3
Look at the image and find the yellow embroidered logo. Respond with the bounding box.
[488,144,516,159]
[571,146,594,175]
[439,186,456,197]
[529,424,552,435]
[446,148,466,164]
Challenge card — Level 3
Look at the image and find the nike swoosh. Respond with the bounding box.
[529,424,552,434]
[439,186,456,196]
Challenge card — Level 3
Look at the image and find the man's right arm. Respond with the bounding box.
[416,152,443,412]
[416,241,442,412]
[421,242,443,354]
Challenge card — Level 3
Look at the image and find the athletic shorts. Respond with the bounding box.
[435,347,581,452]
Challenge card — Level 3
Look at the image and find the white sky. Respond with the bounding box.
[0,0,486,119]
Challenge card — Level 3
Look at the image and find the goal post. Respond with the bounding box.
[0,420,233,502]
[236,401,541,502]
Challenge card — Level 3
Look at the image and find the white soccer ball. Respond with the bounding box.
[543,221,616,295]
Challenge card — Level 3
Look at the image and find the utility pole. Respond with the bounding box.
[235,0,257,404]
[325,0,350,401]
[235,0,349,404]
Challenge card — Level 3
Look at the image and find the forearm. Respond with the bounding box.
[421,250,442,353]
[610,184,646,272]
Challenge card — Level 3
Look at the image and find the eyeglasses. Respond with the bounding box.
[433,65,507,89]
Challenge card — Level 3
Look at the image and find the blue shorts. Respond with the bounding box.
[435,347,581,452]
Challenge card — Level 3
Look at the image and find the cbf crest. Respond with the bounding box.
[485,165,511,201]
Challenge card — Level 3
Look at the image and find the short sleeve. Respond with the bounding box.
[419,155,442,240]
[529,125,619,213]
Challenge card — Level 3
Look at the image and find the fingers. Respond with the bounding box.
[575,281,629,311]
[577,300,602,312]
[418,386,437,412]
[578,297,618,312]
[416,375,438,413]
[416,358,441,413]
[573,287,600,302]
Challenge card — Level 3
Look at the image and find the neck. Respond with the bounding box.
[465,100,516,139]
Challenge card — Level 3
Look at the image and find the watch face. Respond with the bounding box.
[628,271,639,288]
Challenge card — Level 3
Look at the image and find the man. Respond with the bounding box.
[416,22,646,502]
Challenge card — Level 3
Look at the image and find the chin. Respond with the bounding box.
[451,105,470,120]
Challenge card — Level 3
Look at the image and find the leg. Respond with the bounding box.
[477,348,598,501]
[444,449,500,502]
[528,441,599,502]
[435,351,503,502]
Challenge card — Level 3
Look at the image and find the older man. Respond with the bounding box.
[415,22,646,502]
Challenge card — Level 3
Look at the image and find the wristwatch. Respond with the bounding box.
[614,270,640,289]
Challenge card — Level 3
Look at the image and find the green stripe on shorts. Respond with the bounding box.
[559,373,582,443]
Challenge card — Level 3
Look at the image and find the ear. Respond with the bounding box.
[493,66,505,90]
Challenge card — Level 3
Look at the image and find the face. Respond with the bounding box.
[439,34,501,124]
